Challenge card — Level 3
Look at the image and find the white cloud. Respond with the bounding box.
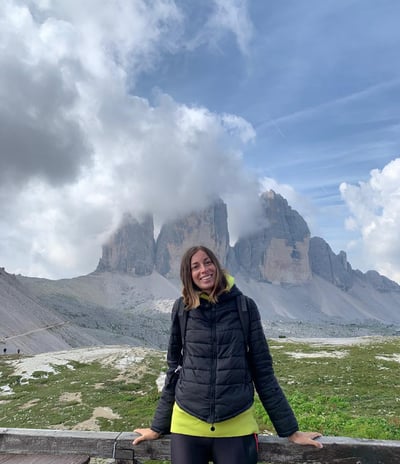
[209,0,253,55]
[221,113,255,143]
[0,0,257,279]
[340,158,400,283]
[185,0,253,55]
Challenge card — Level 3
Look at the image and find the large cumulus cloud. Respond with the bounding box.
[0,0,257,278]
[340,158,400,283]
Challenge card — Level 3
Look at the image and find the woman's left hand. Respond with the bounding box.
[288,431,323,448]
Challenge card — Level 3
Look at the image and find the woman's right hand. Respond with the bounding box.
[132,428,161,445]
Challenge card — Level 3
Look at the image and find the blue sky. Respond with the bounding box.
[0,0,399,282]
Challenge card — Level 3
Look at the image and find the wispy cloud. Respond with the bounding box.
[257,79,400,131]
[184,0,253,55]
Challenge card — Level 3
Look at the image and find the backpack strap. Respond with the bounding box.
[236,294,250,351]
[172,296,188,351]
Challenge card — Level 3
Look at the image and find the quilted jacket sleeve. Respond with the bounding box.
[246,297,299,437]
[150,299,183,434]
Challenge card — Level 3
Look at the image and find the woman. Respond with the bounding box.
[133,245,322,463]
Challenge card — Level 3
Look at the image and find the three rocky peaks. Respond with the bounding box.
[96,190,398,293]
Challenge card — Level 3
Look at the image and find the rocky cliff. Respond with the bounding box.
[94,187,400,311]
[309,236,400,294]
[97,213,155,276]
[234,191,312,283]
[95,189,400,294]
[97,191,313,284]
[309,236,353,290]
[155,198,230,278]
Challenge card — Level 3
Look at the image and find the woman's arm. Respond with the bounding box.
[247,297,298,436]
[134,299,183,440]
[247,298,322,446]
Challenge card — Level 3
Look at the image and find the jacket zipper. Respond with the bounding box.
[209,303,217,430]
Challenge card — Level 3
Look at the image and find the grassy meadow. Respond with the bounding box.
[255,337,400,440]
[0,337,399,455]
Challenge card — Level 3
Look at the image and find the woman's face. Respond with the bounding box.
[190,249,216,294]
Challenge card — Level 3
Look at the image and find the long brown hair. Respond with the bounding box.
[180,245,228,309]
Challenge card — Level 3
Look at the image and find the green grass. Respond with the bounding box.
[0,337,399,448]
[254,337,400,440]
[0,353,166,431]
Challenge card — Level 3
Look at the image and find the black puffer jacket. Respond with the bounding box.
[151,284,298,437]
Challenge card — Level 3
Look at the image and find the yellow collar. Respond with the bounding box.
[200,274,235,300]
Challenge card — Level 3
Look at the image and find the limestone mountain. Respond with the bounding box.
[91,188,399,328]
[96,199,231,279]
[97,213,155,276]
[155,198,230,278]
[233,191,311,283]
[309,236,399,294]
[96,192,312,284]
[2,190,400,355]
[309,236,353,291]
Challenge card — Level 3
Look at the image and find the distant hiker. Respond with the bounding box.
[3,348,6,354]
[17,349,21,355]
[133,245,323,463]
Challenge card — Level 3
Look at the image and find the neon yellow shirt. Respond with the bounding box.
[171,402,259,437]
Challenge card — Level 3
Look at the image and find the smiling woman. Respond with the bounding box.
[133,245,322,464]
